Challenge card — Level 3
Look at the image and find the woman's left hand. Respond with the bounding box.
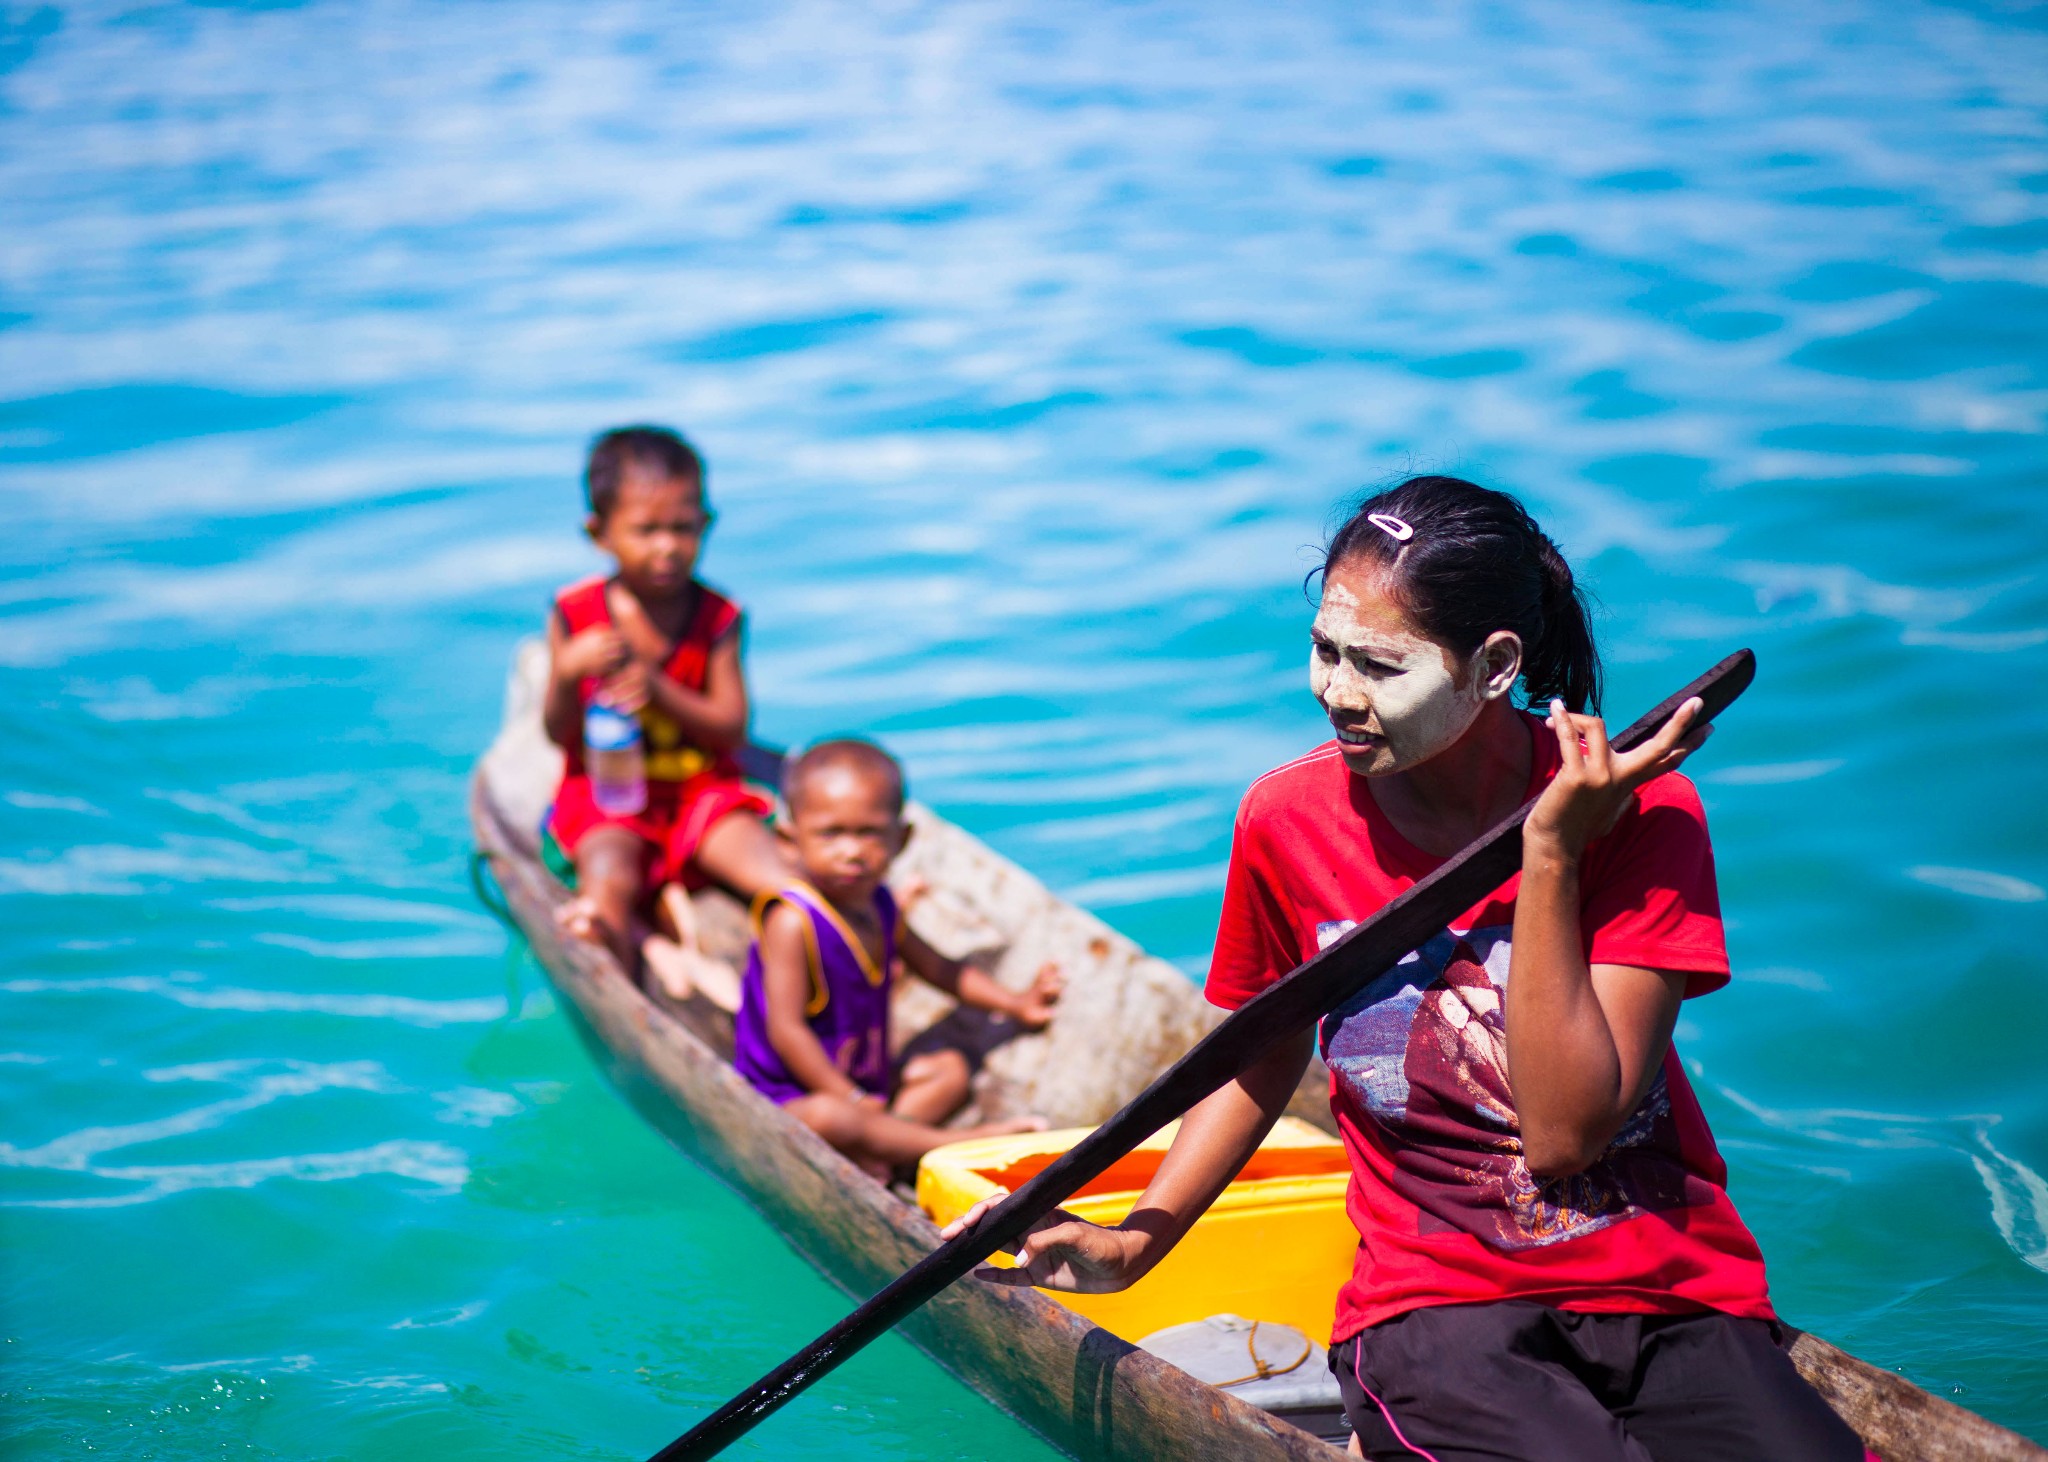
[939,1188,1153,1291]
[1525,696,1712,859]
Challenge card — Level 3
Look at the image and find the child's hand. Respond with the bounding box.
[1526,696,1712,860]
[939,1187,1149,1293]
[1011,963,1064,1030]
[556,626,631,684]
[598,658,655,715]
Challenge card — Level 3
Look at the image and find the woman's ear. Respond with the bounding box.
[1475,631,1523,701]
[584,513,605,544]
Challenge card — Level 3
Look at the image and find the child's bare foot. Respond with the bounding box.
[689,954,741,1012]
[555,892,604,941]
[641,931,741,1011]
[557,893,627,961]
[555,893,637,975]
[641,933,697,1001]
[657,883,700,949]
[963,1115,1050,1141]
[641,882,743,1009]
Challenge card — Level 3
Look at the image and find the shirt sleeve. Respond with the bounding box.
[1204,800,1303,1010]
[1580,771,1730,995]
[703,588,744,646]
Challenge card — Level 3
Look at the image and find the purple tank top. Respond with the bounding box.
[734,883,899,1106]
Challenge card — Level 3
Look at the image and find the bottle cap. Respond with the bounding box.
[583,702,640,751]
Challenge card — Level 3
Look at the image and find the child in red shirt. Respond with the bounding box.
[948,478,1862,1461]
[543,426,789,984]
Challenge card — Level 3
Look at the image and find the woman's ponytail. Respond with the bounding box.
[1322,475,1603,714]
[1524,534,1602,714]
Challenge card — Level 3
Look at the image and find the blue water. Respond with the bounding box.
[3,2,2046,1455]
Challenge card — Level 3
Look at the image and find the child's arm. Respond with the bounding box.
[602,627,750,754]
[899,926,1063,1030]
[543,612,631,750]
[758,902,874,1104]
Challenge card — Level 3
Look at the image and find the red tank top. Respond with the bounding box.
[555,575,744,785]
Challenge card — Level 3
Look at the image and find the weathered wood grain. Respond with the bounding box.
[1786,1331,2044,1462]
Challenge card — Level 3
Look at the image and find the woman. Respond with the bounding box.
[947,477,1861,1461]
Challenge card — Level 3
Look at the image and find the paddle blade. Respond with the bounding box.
[1613,647,1753,753]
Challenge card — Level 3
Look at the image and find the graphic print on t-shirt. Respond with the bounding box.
[1317,920,1707,1251]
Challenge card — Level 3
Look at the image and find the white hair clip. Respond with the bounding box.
[1368,513,1414,542]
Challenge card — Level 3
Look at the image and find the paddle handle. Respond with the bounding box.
[656,650,1756,1461]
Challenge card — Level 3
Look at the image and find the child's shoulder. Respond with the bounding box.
[684,579,745,646]
[758,893,813,935]
[693,577,743,619]
[750,891,821,968]
[751,884,821,933]
[551,573,611,625]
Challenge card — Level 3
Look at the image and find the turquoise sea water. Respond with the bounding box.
[4,2,2047,1455]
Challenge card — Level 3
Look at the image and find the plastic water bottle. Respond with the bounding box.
[584,702,646,816]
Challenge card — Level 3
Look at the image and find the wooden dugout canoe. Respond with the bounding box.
[471,641,2041,1462]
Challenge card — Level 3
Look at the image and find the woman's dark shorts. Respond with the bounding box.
[1329,1301,1865,1461]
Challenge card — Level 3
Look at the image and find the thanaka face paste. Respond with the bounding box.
[1309,564,1508,777]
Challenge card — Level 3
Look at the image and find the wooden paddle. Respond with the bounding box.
[654,649,1756,1461]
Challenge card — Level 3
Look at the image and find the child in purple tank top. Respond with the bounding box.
[734,739,1064,1175]
[734,881,899,1105]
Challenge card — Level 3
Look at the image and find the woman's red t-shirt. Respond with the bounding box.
[1206,713,1775,1343]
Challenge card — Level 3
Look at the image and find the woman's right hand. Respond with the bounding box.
[939,1188,1152,1293]
[1525,695,1711,859]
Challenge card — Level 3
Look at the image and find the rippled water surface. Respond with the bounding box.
[5,1,2047,1454]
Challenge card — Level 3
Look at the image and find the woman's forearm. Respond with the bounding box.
[1116,1027,1312,1275]
[1506,837,1624,1176]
